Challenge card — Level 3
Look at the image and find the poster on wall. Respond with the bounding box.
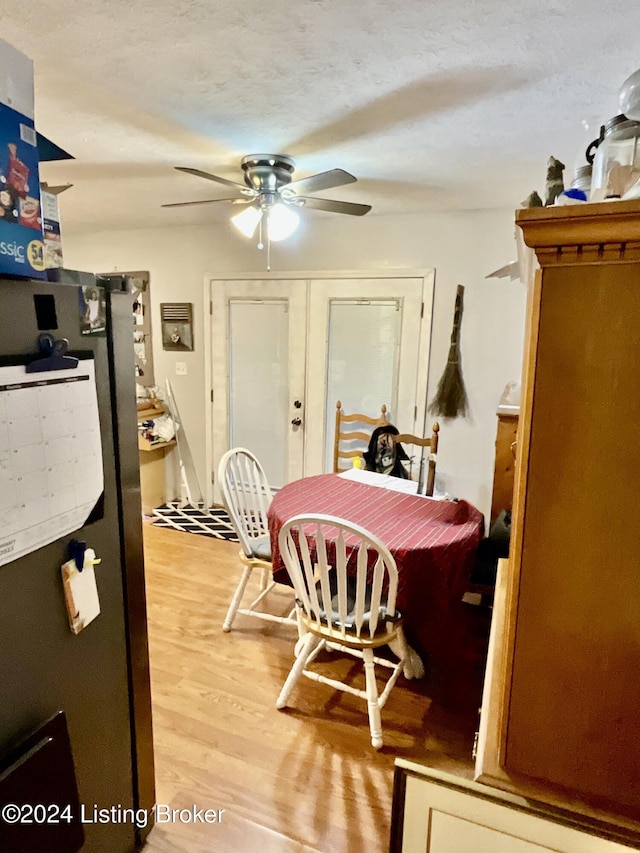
[78,285,106,336]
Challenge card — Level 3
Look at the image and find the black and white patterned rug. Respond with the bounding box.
[151,503,239,542]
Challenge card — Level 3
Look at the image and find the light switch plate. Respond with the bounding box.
[175,362,187,375]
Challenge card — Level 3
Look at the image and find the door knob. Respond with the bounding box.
[291,418,302,426]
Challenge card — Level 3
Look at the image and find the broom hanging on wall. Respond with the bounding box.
[429,284,469,419]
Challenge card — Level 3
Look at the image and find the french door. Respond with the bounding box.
[210,279,307,495]
[209,272,434,502]
[304,277,431,477]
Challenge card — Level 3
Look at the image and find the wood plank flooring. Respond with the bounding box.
[142,522,491,852]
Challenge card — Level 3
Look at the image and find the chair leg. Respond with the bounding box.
[223,563,253,632]
[259,566,269,592]
[363,648,383,750]
[295,605,305,639]
[293,608,308,657]
[276,632,318,710]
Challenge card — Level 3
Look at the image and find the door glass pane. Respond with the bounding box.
[324,300,400,473]
[229,300,288,488]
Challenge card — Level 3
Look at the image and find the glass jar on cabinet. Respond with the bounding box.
[590,114,640,201]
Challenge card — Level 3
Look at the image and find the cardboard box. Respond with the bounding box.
[0,38,45,279]
[0,38,34,119]
[41,188,63,268]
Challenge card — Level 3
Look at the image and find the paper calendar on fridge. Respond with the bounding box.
[0,359,104,567]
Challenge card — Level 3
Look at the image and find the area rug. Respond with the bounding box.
[151,503,239,542]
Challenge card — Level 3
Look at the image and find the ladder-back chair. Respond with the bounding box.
[333,400,388,472]
[276,513,418,749]
[218,448,297,632]
[394,422,440,495]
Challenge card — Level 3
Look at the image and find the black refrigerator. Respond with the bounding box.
[0,274,154,852]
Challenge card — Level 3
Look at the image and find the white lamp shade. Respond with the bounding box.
[232,205,262,238]
[267,203,300,242]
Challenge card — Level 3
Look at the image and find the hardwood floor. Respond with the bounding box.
[141,522,491,853]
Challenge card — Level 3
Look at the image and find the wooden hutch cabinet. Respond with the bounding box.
[475,199,640,842]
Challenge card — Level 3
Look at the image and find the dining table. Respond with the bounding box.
[268,471,484,666]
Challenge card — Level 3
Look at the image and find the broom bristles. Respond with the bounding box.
[429,283,469,419]
[429,346,469,418]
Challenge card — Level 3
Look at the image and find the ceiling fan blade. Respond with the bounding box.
[175,166,251,192]
[161,197,252,208]
[298,196,372,216]
[286,168,356,196]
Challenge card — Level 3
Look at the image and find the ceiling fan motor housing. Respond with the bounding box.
[240,154,295,192]
[166,156,370,219]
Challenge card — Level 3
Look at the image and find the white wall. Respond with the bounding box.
[64,208,527,522]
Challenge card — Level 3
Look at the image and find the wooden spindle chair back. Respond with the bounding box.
[276,513,418,749]
[333,400,388,472]
[394,422,440,496]
[218,448,297,633]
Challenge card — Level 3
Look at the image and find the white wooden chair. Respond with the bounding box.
[218,448,297,632]
[276,513,418,749]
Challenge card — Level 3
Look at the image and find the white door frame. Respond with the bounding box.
[203,269,435,506]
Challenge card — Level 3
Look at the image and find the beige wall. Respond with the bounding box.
[64,207,526,520]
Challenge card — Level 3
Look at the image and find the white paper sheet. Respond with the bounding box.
[337,467,447,499]
[337,468,419,494]
[0,360,104,566]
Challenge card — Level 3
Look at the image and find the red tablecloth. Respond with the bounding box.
[268,474,484,663]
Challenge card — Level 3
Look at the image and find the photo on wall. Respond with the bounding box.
[160,302,193,350]
[79,285,107,336]
[133,293,144,325]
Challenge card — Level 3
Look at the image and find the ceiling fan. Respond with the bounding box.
[162,154,371,263]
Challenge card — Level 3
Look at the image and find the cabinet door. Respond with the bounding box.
[477,201,640,838]
[392,765,636,853]
[504,262,640,813]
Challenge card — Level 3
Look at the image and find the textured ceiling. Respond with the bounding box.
[1,0,639,233]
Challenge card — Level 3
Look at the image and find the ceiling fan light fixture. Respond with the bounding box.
[231,204,262,238]
[168,156,370,267]
[267,203,299,242]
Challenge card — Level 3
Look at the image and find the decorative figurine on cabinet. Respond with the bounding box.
[544,156,565,206]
